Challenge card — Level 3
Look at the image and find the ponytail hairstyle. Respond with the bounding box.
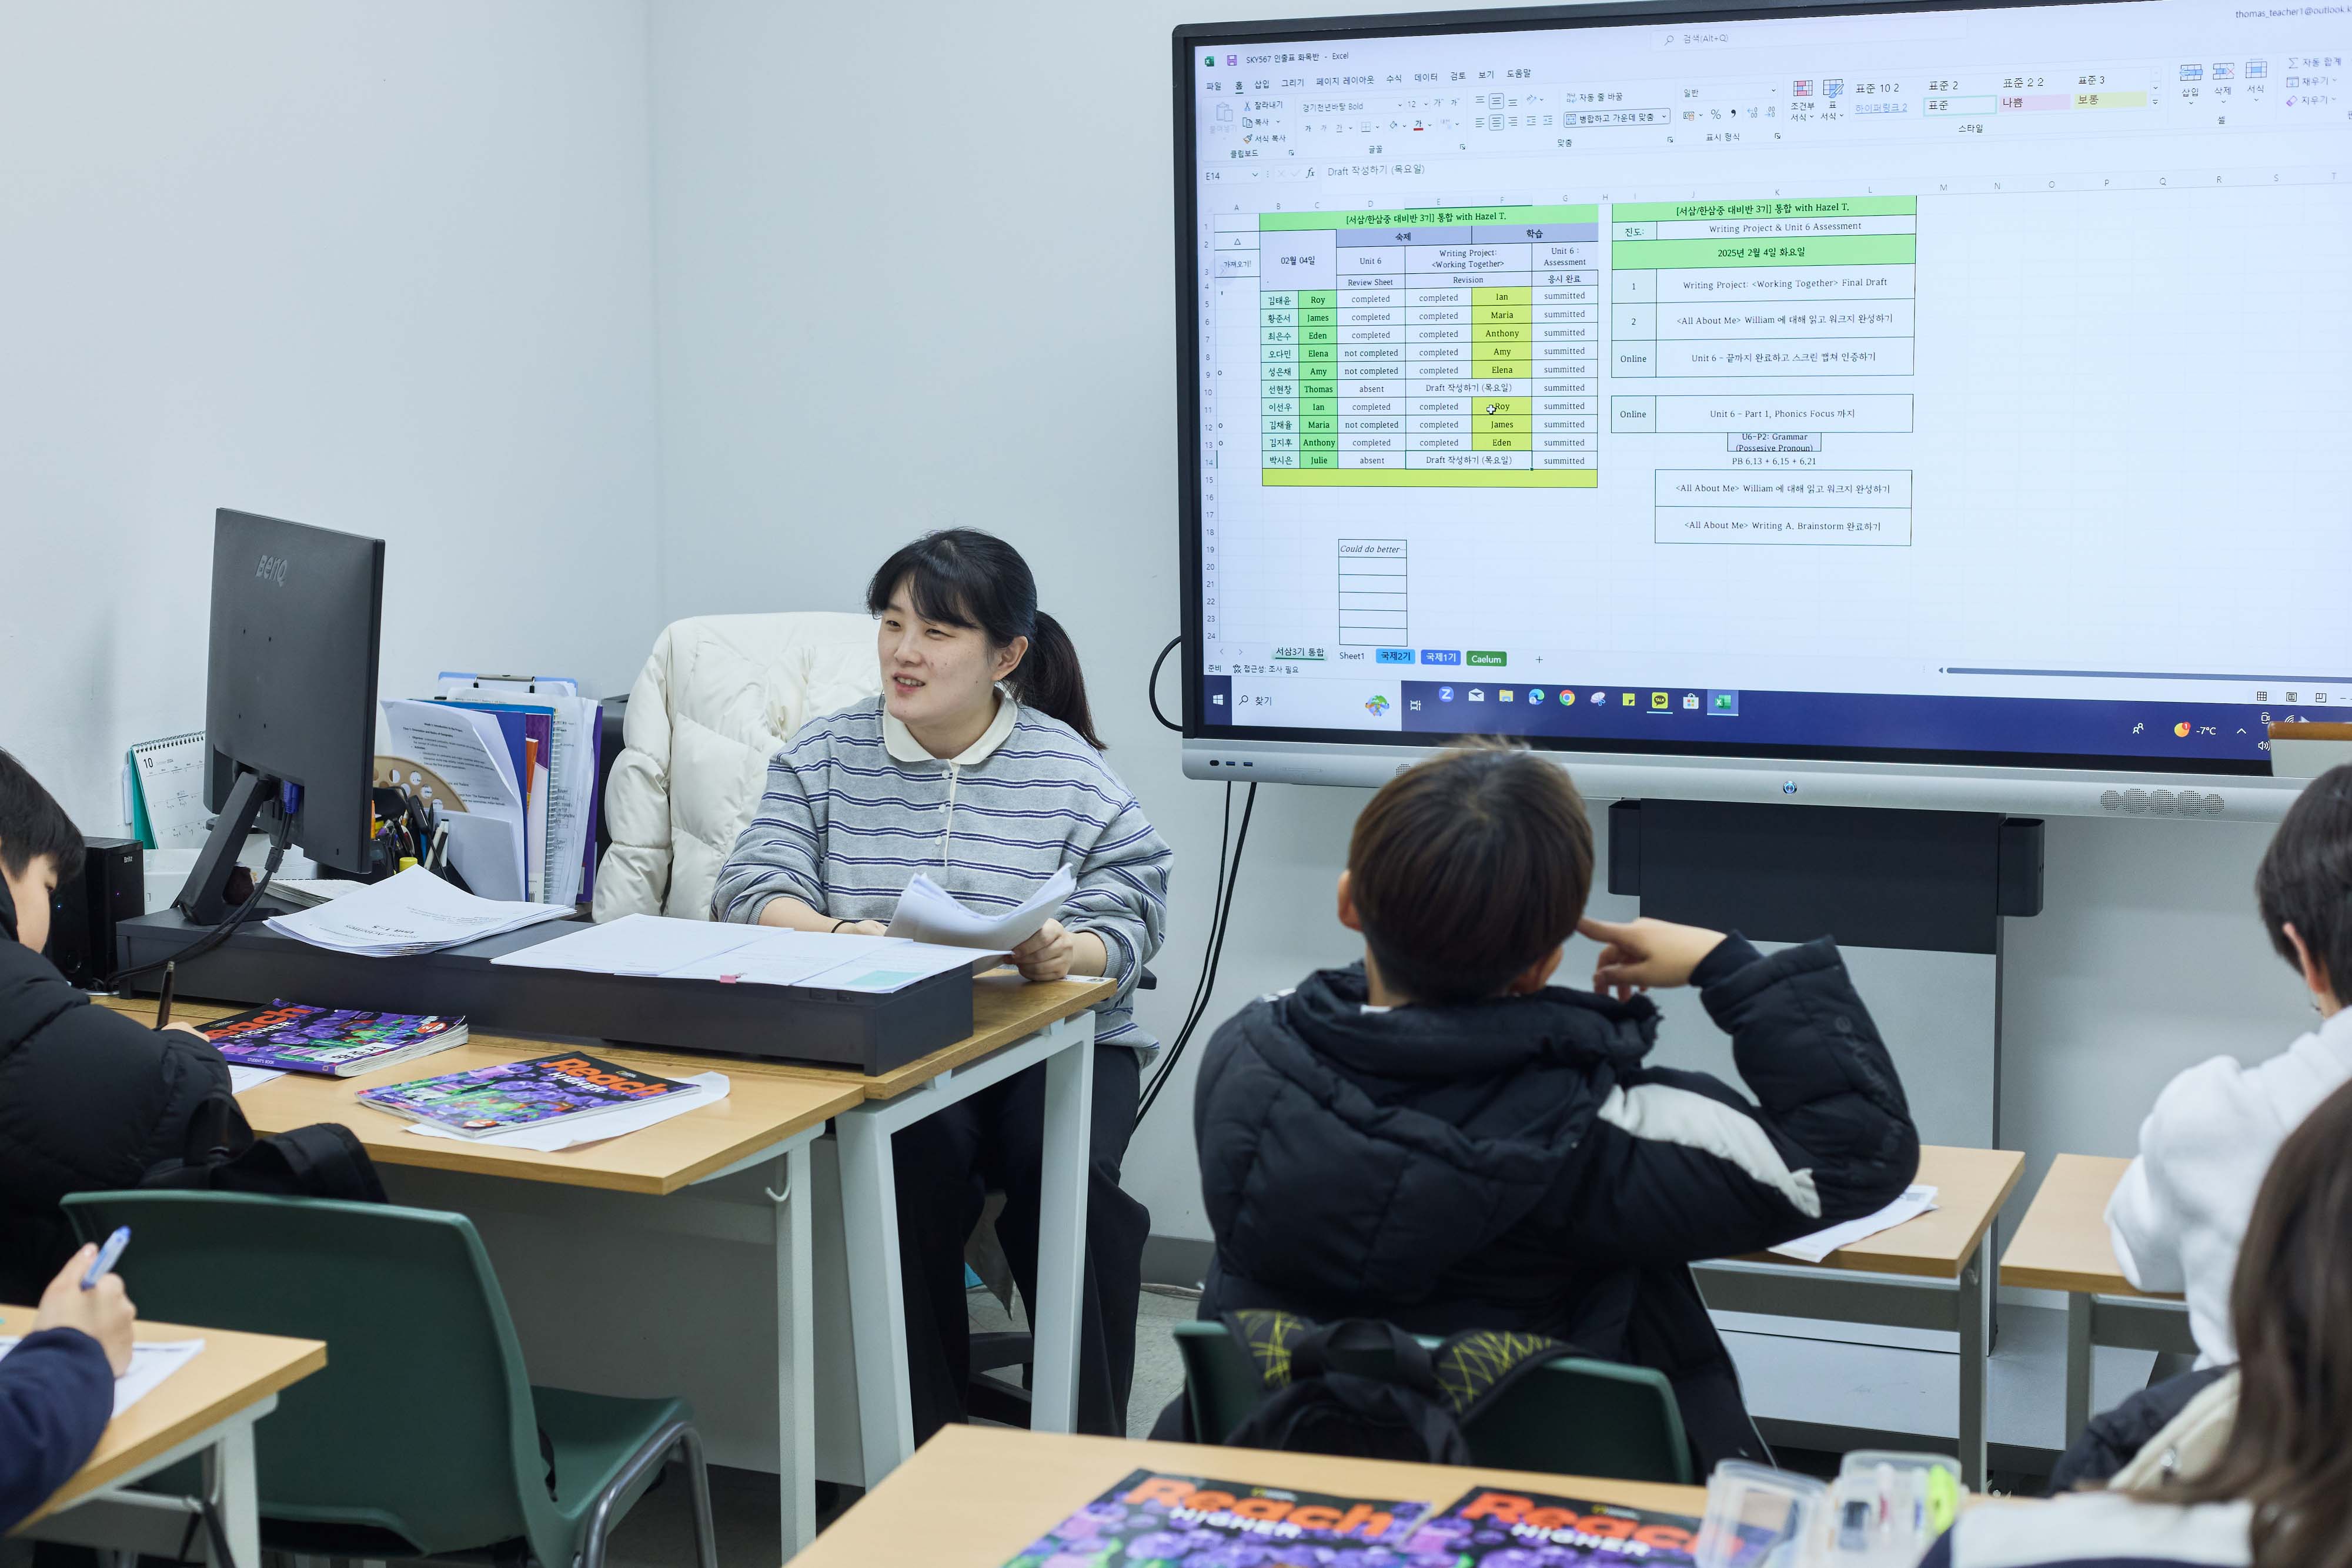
[866,529,1104,750]
[2160,1075,2352,1568]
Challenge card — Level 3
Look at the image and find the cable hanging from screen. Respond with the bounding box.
[1137,780,1257,1126]
[1148,635,1182,733]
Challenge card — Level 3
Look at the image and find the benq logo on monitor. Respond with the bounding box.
[255,553,289,586]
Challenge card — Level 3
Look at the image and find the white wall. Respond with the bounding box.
[0,1,663,834]
[644,0,2320,1258]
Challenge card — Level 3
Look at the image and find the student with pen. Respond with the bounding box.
[0,750,250,1305]
[0,1241,138,1534]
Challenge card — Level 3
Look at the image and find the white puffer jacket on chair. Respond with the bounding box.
[593,611,878,922]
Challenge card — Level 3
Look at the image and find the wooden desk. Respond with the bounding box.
[1694,1145,2026,1492]
[761,974,1115,1491]
[92,972,1114,1550]
[790,1424,1708,1567]
[1998,1154,2193,1442]
[6,1309,326,1567]
[95,994,865,1194]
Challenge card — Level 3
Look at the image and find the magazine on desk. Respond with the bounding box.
[1413,1486,1776,1566]
[1000,1469,1426,1567]
[357,1052,695,1138]
[196,1002,468,1078]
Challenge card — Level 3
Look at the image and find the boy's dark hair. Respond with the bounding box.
[2255,763,2352,1004]
[1347,744,1592,1005]
[0,748,85,885]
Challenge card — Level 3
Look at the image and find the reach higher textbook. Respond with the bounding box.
[997,1473,1773,1567]
[357,1052,692,1138]
[1000,1470,1426,1567]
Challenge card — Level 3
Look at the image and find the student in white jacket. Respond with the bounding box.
[2106,764,2352,1365]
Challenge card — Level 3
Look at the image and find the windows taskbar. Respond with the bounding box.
[1200,674,2284,767]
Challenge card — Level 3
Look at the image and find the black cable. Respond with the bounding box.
[1157,783,1235,1081]
[112,820,294,990]
[1147,635,1182,733]
[1139,784,1253,1122]
[1138,781,1257,1124]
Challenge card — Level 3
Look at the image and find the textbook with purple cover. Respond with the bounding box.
[198,1002,466,1078]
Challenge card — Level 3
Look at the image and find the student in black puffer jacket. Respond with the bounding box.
[1191,745,1920,1467]
[0,750,246,1305]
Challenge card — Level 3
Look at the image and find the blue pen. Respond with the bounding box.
[81,1226,130,1290]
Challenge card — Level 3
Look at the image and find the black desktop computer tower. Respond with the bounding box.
[47,837,144,989]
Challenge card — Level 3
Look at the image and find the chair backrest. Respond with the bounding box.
[64,1191,567,1561]
[596,611,880,922]
[1173,1322,1693,1484]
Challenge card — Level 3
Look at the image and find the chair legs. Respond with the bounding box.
[575,1420,717,1568]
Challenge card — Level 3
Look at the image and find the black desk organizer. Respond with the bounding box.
[115,911,971,1075]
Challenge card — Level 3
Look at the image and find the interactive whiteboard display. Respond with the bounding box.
[1177,0,2351,802]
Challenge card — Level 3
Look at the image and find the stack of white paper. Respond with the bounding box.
[265,866,576,958]
[491,912,996,993]
[887,867,1074,952]
[1769,1185,1940,1264]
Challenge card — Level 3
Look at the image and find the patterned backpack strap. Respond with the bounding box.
[1220,1309,1321,1391]
[1429,1328,1584,1421]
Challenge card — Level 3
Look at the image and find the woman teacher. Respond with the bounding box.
[711,528,1170,1440]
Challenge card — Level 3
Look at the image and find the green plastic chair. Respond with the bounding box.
[64,1191,716,1568]
[1172,1320,1693,1484]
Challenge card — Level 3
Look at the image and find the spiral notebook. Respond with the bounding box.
[125,732,211,850]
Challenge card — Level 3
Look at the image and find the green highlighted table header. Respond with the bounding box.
[1613,197,1917,221]
[1262,205,1598,230]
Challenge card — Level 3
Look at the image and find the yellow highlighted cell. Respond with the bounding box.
[1472,287,1531,306]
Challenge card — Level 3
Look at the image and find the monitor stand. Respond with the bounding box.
[173,771,279,926]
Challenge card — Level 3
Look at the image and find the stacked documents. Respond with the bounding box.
[379,676,604,907]
[265,866,577,958]
[492,912,994,994]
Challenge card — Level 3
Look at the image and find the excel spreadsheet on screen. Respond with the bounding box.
[1178,0,2351,784]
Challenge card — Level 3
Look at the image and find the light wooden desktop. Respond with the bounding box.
[2,1310,325,1527]
[1999,1152,2193,1442]
[2000,1154,2171,1298]
[91,975,1113,1193]
[790,1424,1709,1568]
[1738,1145,2026,1279]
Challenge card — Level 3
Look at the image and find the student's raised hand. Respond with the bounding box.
[1011,918,1077,983]
[1579,915,1728,1000]
[34,1244,136,1376]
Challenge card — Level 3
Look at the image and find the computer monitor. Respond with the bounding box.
[1174,0,2347,820]
[178,509,385,922]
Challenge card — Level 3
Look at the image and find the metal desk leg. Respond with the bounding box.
[770,1143,815,1557]
[836,1109,916,1486]
[2064,1292,2094,1445]
[202,1420,260,1568]
[1028,1021,1095,1434]
[1956,1242,1989,1491]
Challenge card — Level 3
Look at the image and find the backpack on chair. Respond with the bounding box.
[142,1121,389,1203]
[1220,1309,1592,1464]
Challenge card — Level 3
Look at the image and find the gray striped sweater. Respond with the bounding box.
[710,697,1171,1052]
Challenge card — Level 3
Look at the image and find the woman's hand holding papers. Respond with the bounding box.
[1010,919,1107,984]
